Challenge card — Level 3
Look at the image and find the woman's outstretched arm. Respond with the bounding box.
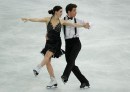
[61,19,90,29]
[21,17,49,23]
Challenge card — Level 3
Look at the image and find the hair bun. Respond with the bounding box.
[48,9,54,14]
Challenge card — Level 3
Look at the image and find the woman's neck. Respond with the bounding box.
[52,15,59,20]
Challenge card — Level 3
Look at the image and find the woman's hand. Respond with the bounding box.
[83,22,90,29]
[21,18,29,22]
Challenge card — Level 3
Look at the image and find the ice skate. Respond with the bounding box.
[33,65,41,76]
[61,75,67,84]
[80,81,90,88]
[46,76,58,88]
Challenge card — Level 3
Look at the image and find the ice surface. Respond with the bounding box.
[0,0,130,92]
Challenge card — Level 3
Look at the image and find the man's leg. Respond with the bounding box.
[72,65,90,88]
[72,65,88,83]
[62,42,81,82]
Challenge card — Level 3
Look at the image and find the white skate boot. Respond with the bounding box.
[33,65,41,76]
[46,76,58,88]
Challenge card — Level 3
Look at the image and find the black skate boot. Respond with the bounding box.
[80,81,90,88]
[61,75,68,84]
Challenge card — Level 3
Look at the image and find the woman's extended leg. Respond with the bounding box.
[33,51,54,76]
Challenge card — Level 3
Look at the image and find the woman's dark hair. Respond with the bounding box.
[48,6,62,15]
[66,3,77,13]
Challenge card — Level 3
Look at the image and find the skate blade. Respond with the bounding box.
[33,70,38,76]
[80,86,90,89]
[46,84,57,89]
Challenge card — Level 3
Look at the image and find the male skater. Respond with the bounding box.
[61,3,90,88]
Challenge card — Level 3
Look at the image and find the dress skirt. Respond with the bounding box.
[41,38,65,58]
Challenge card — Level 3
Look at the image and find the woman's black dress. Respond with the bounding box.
[41,17,65,58]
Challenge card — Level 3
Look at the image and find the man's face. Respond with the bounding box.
[68,8,77,17]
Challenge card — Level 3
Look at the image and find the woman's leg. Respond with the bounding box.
[33,51,54,76]
[46,59,57,88]
[40,50,54,67]
[46,58,55,77]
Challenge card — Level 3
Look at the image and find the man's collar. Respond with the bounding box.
[67,16,73,20]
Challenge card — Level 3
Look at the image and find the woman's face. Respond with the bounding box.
[55,9,63,18]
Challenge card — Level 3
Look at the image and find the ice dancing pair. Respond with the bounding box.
[33,4,90,89]
[22,3,90,89]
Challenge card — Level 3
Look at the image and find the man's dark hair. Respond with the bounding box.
[66,3,77,13]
